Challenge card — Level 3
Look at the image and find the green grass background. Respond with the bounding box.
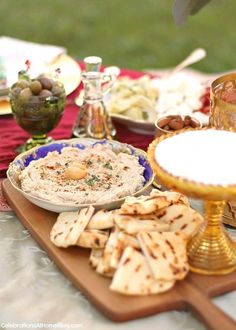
[0,0,235,72]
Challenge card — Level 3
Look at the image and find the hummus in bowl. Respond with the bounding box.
[7,138,154,212]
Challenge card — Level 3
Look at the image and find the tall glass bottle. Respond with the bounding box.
[72,56,116,139]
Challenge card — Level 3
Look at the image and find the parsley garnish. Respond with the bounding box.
[86,160,93,166]
[85,175,100,186]
[103,161,113,170]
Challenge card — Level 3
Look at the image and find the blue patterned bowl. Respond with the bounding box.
[7,138,154,212]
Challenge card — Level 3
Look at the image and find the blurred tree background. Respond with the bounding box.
[0,0,235,72]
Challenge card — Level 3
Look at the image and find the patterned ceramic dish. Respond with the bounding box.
[7,138,154,213]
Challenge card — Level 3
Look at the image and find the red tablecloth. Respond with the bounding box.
[0,65,155,177]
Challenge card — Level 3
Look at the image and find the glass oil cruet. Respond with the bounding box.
[73,56,116,139]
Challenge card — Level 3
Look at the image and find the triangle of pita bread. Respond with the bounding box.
[87,209,115,230]
[114,214,169,235]
[110,246,175,295]
[138,231,189,281]
[110,232,140,269]
[76,229,108,248]
[89,248,103,268]
[50,206,94,247]
[150,190,189,206]
[120,194,171,215]
[155,204,203,239]
[96,231,118,277]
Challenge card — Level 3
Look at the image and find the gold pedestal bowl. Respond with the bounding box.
[148,128,236,275]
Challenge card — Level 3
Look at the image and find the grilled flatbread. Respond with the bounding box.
[120,190,189,216]
[110,232,140,269]
[87,209,115,230]
[89,249,103,268]
[110,246,175,295]
[114,214,169,235]
[120,194,171,215]
[150,190,189,206]
[155,204,203,239]
[96,231,118,277]
[50,206,95,248]
[138,231,189,281]
[77,229,108,248]
[129,213,166,221]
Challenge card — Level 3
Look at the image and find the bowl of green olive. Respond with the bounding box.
[9,72,66,151]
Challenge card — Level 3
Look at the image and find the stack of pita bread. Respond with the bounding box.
[50,189,203,295]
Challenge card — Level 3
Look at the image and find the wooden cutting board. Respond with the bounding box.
[2,179,236,330]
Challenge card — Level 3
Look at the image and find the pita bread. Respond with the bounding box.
[87,209,115,230]
[138,231,189,281]
[76,229,108,248]
[96,231,118,277]
[89,249,103,268]
[110,246,175,295]
[50,206,95,247]
[114,214,169,235]
[120,194,171,215]
[155,204,203,239]
[110,232,140,269]
[130,213,165,221]
[150,190,189,207]
[120,190,190,216]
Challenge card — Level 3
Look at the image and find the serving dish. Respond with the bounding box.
[0,54,81,115]
[155,115,202,137]
[2,178,236,329]
[111,108,208,135]
[111,74,210,134]
[7,138,154,213]
[76,70,210,135]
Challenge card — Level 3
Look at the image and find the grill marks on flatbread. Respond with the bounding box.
[50,207,114,248]
[87,209,115,230]
[49,189,203,296]
[120,190,189,215]
[150,190,190,207]
[120,195,170,215]
[114,214,169,235]
[110,247,175,295]
[138,231,189,281]
[155,204,204,239]
[96,231,118,277]
[77,229,108,248]
[50,206,95,247]
[89,248,103,268]
[110,232,140,269]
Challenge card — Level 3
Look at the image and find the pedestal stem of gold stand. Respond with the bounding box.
[187,200,236,275]
[205,200,225,232]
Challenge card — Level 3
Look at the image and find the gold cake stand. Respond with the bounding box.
[148,128,236,275]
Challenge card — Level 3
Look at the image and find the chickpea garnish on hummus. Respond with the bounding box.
[65,163,88,180]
